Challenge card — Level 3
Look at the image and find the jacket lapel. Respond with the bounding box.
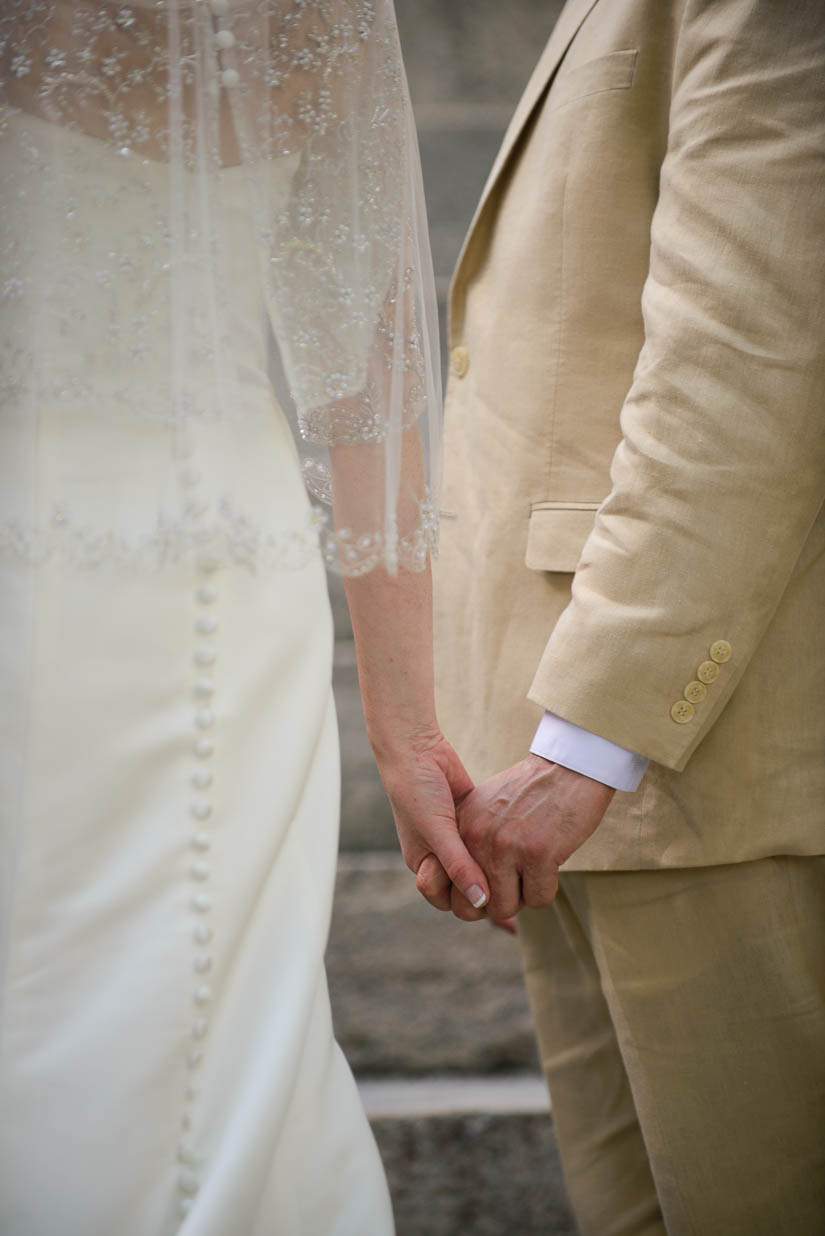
[451,0,601,288]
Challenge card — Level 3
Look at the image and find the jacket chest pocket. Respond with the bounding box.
[547,48,638,113]
[525,502,601,573]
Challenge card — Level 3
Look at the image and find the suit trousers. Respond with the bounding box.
[518,856,825,1236]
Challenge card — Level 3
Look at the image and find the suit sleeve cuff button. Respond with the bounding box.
[670,699,696,725]
[710,640,732,663]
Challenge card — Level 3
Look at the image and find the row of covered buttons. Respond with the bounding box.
[670,640,731,725]
[179,566,220,1218]
[177,13,233,1181]
[196,0,240,88]
[173,413,222,1221]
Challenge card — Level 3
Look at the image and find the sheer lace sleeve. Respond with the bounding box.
[0,0,440,575]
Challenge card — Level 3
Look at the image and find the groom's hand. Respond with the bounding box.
[446,756,614,923]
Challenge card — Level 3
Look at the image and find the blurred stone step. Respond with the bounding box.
[360,1074,549,1118]
[327,853,539,1075]
[359,1077,575,1236]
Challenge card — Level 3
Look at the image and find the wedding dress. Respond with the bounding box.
[0,3,440,1233]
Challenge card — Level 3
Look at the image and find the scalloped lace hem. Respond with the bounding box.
[0,501,438,576]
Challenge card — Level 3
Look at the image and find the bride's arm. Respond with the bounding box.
[330,442,489,914]
[343,556,490,915]
[265,0,480,902]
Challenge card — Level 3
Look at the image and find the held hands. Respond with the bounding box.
[342,555,610,923]
[376,730,492,913]
[373,722,612,925]
[413,754,614,924]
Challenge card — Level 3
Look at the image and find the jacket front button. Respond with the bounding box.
[450,345,469,378]
[670,699,695,725]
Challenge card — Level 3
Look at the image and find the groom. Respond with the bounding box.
[428,1,825,1232]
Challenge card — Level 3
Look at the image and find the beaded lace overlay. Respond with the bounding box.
[0,1,441,574]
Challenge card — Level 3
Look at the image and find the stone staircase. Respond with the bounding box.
[326,624,577,1236]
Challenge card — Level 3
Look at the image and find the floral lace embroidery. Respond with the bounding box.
[0,1,440,577]
[0,492,438,574]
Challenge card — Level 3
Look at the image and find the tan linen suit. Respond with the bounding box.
[433,1,825,1232]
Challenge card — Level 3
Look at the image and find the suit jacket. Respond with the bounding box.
[433,0,825,869]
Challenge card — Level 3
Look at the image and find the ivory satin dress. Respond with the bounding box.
[0,100,397,1236]
[0,0,444,1223]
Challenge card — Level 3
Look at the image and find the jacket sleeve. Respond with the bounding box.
[528,0,825,771]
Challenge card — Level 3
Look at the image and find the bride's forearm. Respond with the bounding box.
[342,561,440,764]
[329,449,489,913]
[329,433,440,762]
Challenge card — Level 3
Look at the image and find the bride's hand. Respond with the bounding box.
[338,547,488,914]
[374,731,489,914]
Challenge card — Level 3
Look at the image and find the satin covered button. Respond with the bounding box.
[220,67,239,88]
[192,768,212,789]
[194,647,216,667]
[192,893,211,913]
[196,585,218,604]
[196,614,218,635]
[179,1169,200,1194]
[215,29,235,50]
[194,738,214,758]
[194,985,213,1005]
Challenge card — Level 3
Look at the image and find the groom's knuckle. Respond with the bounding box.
[490,829,512,863]
[522,835,546,866]
[537,879,558,908]
[416,867,439,897]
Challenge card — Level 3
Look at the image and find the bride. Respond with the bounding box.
[0,3,489,1232]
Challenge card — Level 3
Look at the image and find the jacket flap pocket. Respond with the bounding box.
[525,503,600,573]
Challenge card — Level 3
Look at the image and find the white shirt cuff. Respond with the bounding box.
[530,711,649,792]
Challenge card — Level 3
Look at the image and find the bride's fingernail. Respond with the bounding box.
[468,885,487,909]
